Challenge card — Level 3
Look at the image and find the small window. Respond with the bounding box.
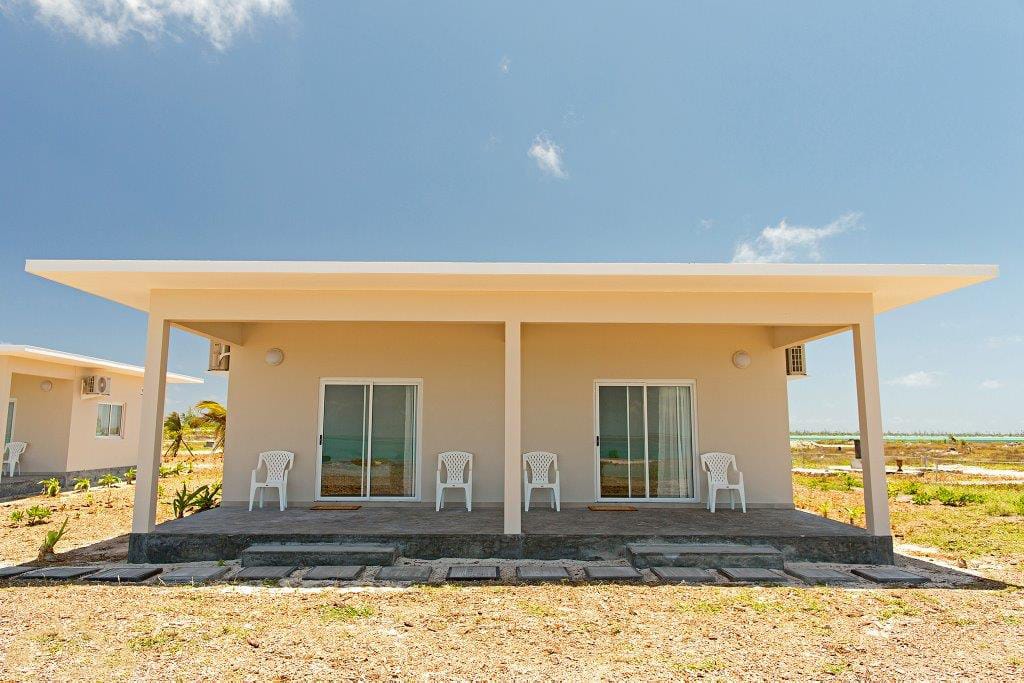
[96,403,124,438]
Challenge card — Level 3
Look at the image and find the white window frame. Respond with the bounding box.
[315,378,423,502]
[4,398,16,445]
[593,379,700,503]
[95,401,126,439]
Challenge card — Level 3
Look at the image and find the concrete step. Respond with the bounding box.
[626,543,784,569]
[241,543,398,567]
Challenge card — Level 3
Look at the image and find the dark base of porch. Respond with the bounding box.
[129,506,893,565]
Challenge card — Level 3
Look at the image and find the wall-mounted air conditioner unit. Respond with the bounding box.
[82,375,111,397]
[208,341,231,372]
[785,345,807,377]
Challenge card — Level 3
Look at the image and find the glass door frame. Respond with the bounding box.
[592,379,700,503]
[315,377,424,502]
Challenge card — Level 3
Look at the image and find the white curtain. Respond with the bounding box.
[653,386,693,498]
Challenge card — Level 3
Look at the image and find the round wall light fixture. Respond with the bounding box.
[265,348,285,366]
[731,350,751,369]
[40,380,53,392]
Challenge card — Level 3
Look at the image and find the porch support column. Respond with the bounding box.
[131,314,171,534]
[503,320,522,534]
[0,358,11,447]
[852,318,891,536]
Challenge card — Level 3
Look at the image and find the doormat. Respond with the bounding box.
[310,504,362,510]
[587,504,637,512]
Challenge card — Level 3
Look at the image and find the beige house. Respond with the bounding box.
[0,345,201,492]
[26,260,995,563]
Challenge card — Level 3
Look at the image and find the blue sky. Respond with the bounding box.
[0,1,1021,432]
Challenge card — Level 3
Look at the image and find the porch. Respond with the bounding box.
[127,505,892,564]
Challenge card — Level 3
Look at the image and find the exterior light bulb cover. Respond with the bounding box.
[40,380,53,392]
[265,348,285,366]
[732,350,751,369]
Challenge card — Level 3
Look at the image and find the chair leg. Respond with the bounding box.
[466,484,472,512]
[554,486,560,512]
[248,486,255,512]
[278,485,285,512]
[739,486,747,513]
[259,488,264,509]
[709,486,717,513]
[524,486,532,512]
[730,489,736,510]
[549,488,555,509]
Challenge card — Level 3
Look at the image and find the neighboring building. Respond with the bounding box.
[25,260,996,564]
[0,345,202,493]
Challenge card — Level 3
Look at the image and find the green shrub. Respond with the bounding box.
[25,505,52,525]
[159,462,187,478]
[170,483,221,518]
[985,501,1015,517]
[911,491,933,505]
[934,487,984,507]
[9,510,24,523]
[38,517,69,561]
[97,473,121,488]
[124,467,137,484]
[73,477,91,492]
[38,478,61,497]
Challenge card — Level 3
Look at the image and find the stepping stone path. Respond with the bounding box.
[161,566,230,585]
[86,566,162,583]
[303,565,365,581]
[447,565,499,581]
[234,566,296,580]
[376,566,432,583]
[651,566,718,584]
[719,567,791,583]
[19,566,98,580]
[583,566,643,582]
[0,566,33,579]
[851,566,928,584]
[785,566,859,585]
[516,565,570,582]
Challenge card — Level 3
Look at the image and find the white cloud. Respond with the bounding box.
[8,0,291,50]
[984,335,1024,349]
[698,218,713,232]
[979,379,1004,390]
[732,212,862,263]
[885,371,940,388]
[528,133,567,179]
[499,55,511,74]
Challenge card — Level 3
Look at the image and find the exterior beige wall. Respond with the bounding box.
[523,324,792,506]
[221,321,792,507]
[223,323,505,504]
[66,372,144,472]
[8,374,73,473]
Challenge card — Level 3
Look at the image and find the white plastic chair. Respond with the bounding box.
[249,450,294,511]
[700,452,746,513]
[3,442,27,477]
[523,451,560,512]
[435,451,474,511]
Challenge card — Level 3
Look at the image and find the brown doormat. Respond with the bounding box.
[587,504,637,512]
[310,504,362,510]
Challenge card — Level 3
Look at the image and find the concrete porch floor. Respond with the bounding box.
[129,505,893,565]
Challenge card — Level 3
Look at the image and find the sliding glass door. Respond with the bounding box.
[596,382,697,501]
[317,380,420,500]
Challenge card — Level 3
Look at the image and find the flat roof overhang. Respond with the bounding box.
[0,344,203,384]
[25,260,998,315]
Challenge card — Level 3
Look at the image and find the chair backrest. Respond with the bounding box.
[4,441,27,460]
[700,452,737,484]
[437,451,473,484]
[258,450,294,481]
[523,451,558,484]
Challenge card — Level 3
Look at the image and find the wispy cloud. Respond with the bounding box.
[885,371,940,388]
[7,0,291,50]
[979,379,1004,390]
[698,218,714,233]
[528,133,567,179]
[499,55,511,74]
[732,212,862,263]
[983,335,1024,349]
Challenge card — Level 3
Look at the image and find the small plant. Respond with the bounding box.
[25,505,53,525]
[985,501,1015,517]
[83,493,95,507]
[912,491,933,505]
[171,483,221,518]
[818,500,832,519]
[37,517,69,561]
[124,467,137,484]
[73,477,91,492]
[38,477,61,497]
[192,483,222,512]
[934,486,984,507]
[159,462,186,478]
[97,473,121,488]
[9,510,25,523]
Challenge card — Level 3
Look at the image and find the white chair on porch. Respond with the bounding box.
[700,451,746,513]
[3,441,27,478]
[435,450,474,511]
[248,450,294,512]
[523,451,560,512]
